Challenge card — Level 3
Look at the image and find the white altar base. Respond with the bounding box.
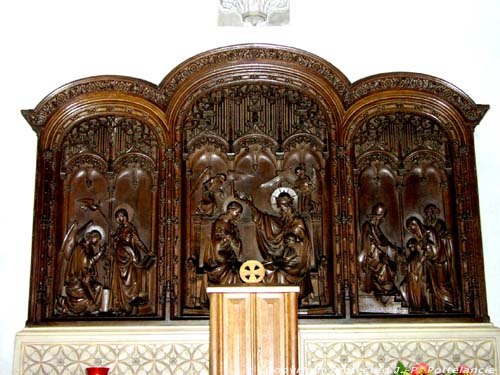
[13,323,500,375]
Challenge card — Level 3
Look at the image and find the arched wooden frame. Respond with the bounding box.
[342,92,487,319]
[23,44,489,324]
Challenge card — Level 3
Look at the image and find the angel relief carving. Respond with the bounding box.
[56,204,157,317]
[51,113,160,318]
[177,80,333,316]
[293,165,318,214]
[195,172,228,216]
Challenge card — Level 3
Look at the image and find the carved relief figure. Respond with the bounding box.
[56,221,106,315]
[423,204,447,234]
[111,208,156,314]
[263,232,311,293]
[293,165,316,214]
[358,202,399,304]
[195,172,227,216]
[238,189,313,300]
[423,203,459,307]
[405,237,428,311]
[23,46,491,324]
[203,200,244,284]
[405,215,457,311]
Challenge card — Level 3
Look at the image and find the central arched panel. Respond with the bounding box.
[161,46,348,317]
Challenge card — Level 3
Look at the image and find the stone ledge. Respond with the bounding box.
[14,323,500,374]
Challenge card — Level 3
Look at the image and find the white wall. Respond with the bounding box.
[1,0,499,374]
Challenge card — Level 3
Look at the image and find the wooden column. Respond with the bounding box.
[207,285,299,375]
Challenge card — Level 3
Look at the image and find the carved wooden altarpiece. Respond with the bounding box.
[22,44,489,324]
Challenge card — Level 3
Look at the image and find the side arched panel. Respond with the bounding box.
[347,106,473,318]
[26,95,169,322]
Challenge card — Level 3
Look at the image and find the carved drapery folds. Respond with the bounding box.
[23,44,489,323]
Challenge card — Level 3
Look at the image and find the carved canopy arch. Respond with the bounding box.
[341,93,483,148]
[347,72,489,124]
[344,94,484,317]
[160,44,348,134]
[26,96,170,150]
[22,76,168,135]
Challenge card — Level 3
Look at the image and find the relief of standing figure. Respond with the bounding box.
[405,215,456,312]
[404,237,428,311]
[423,203,459,308]
[111,208,156,314]
[293,165,316,214]
[423,203,448,234]
[358,202,399,304]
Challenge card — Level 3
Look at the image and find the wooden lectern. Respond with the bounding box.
[207,285,300,375]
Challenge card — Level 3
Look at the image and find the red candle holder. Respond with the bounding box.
[86,367,110,375]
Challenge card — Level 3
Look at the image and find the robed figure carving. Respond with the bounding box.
[293,165,317,214]
[358,202,399,304]
[238,189,313,301]
[111,208,156,314]
[203,200,244,284]
[56,221,106,315]
[405,215,457,312]
[422,203,459,309]
[404,237,426,311]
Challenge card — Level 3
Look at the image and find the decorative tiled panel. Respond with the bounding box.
[21,343,209,375]
[14,327,210,375]
[14,324,500,375]
[303,340,496,374]
[299,324,500,375]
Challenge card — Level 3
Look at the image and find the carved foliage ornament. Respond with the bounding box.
[220,0,289,26]
[22,78,167,133]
